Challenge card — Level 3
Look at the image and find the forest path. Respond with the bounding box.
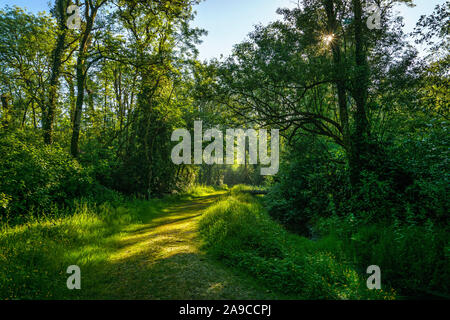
[90,192,273,299]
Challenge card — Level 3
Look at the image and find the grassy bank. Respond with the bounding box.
[312,216,450,297]
[199,191,395,300]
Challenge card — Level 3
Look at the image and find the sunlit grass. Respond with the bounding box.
[0,186,224,299]
[0,186,275,300]
[229,184,266,195]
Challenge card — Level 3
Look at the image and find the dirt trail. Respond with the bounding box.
[93,193,273,299]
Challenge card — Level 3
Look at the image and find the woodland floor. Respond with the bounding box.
[80,192,280,300]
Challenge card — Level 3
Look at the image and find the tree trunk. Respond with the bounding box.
[71,3,98,157]
[21,100,30,128]
[350,0,371,185]
[323,0,353,172]
[66,74,76,123]
[71,55,88,157]
[1,94,11,129]
[43,0,69,144]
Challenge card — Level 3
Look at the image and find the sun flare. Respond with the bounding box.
[323,33,335,45]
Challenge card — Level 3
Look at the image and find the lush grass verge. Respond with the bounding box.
[184,184,227,197]
[198,193,395,300]
[229,184,266,195]
[0,185,219,299]
[313,216,450,297]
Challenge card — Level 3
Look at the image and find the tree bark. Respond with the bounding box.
[71,1,100,157]
[66,74,76,123]
[1,94,11,129]
[43,0,70,144]
[350,0,371,185]
[323,0,353,171]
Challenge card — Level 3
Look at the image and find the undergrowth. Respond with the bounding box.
[198,193,395,300]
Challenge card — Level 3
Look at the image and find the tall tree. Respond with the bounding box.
[0,7,56,130]
[43,0,71,144]
[112,0,203,196]
[71,0,108,157]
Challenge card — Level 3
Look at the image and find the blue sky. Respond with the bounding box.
[0,0,445,60]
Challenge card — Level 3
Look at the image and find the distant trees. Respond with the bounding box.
[413,1,449,119]
[0,6,55,130]
[108,0,204,196]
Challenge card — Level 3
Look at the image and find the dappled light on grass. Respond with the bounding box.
[0,188,272,300]
[108,213,200,264]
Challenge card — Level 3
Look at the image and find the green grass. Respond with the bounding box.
[0,198,168,299]
[0,186,276,300]
[183,184,226,197]
[5,184,428,300]
[229,184,266,195]
[312,216,450,297]
[0,186,202,299]
[198,192,396,300]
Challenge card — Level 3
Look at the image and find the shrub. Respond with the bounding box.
[0,132,110,220]
[265,138,339,235]
[229,184,265,195]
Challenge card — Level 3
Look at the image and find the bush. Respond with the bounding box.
[229,184,265,195]
[266,129,449,232]
[265,138,339,235]
[0,132,108,219]
[200,193,284,259]
[217,183,229,190]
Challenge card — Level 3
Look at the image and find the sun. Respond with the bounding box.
[323,34,335,45]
